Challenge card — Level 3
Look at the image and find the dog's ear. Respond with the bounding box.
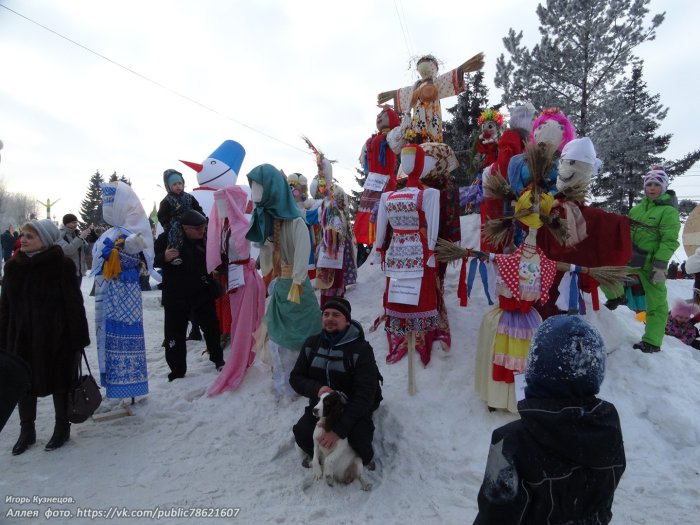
[323,392,344,432]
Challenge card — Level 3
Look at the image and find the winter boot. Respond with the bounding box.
[45,393,70,451]
[604,295,628,311]
[12,423,36,456]
[45,422,70,451]
[12,395,37,455]
[633,341,660,353]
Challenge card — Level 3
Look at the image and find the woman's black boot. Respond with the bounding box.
[45,393,70,451]
[12,396,37,455]
[12,423,36,455]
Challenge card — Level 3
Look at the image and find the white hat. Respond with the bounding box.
[561,137,597,165]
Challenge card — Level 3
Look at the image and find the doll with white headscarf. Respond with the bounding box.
[91,181,154,400]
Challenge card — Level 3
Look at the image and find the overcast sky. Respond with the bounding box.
[1,0,698,222]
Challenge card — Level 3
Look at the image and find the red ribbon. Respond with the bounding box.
[458,258,468,307]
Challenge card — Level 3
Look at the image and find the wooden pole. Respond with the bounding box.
[407,331,416,395]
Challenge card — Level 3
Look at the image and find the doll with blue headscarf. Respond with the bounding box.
[246,164,322,396]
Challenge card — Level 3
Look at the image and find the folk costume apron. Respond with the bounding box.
[382,188,438,365]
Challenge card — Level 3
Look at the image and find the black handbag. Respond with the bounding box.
[67,351,102,424]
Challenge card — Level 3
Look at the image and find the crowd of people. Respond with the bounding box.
[0,94,698,524]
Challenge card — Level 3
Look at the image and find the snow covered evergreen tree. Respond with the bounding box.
[79,170,105,229]
[494,0,664,136]
[108,171,131,185]
[594,64,700,212]
[495,0,700,212]
[349,167,365,220]
[443,72,493,186]
[593,64,670,212]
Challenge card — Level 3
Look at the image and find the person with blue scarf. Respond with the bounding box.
[246,164,321,396]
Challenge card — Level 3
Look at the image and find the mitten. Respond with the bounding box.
[650,261,667,284]
[124,233,148,254]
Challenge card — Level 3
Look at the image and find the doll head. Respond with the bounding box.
[376,106,401,132]
[531,108,576,153]
[302,136,334,200]
[556,137,598,193]
[310,159,333,200]
[508,102,537,133]
[287,172,308,203]
[416,55,439,80]
[478,109,505,139]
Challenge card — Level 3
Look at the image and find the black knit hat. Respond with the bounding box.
[62,213,78,225]
[181,209,208,226]
[321,298,352,322]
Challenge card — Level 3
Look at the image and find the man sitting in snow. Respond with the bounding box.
[473,316,626,524]
[290,298,381,470]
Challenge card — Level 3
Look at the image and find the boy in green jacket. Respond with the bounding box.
[605,167,680,352]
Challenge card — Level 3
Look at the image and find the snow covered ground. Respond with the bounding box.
[2,260,700,524]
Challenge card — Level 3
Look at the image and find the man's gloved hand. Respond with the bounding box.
[650,261,667,284]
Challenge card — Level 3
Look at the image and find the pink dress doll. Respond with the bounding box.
[207,186,265,395]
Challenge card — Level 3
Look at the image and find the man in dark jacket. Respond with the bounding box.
[290,298,379,468]
[154,209,224,381]
[474,316,626,525]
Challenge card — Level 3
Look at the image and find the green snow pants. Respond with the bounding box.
[603,267,668,347]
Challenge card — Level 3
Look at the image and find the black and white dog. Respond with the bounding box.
[312,391,371,491]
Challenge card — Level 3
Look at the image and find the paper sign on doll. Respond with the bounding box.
[363,173,390,192]
[388,277,421,305]
[316,243,344,269]
[227,263,245,292]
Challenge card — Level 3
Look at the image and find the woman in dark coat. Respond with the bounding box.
[0,219,90,455]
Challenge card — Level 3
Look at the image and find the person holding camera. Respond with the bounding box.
[57,213,97,289]
[154,209,225,381]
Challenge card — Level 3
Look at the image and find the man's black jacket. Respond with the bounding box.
[289,321,378,439]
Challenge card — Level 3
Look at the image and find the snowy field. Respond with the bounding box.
[1,260,700,525]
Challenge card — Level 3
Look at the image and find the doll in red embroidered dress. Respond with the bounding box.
[375,145,440,392]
